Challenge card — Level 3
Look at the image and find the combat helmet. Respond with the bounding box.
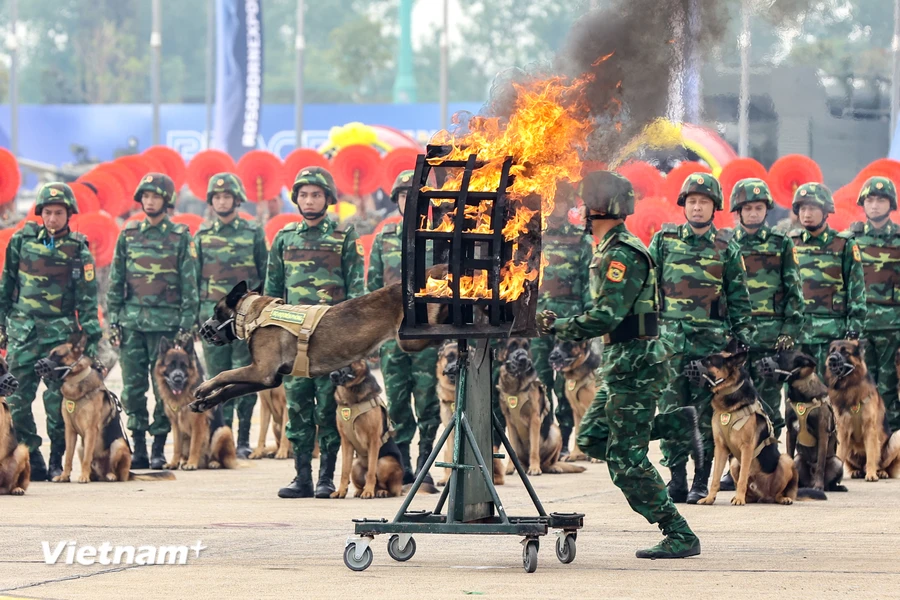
[730,178,774,212]
[207,172,248,206]
[34,182,79,216]
[291,167,337,205]
[134,173,176,207]
[857,176,897,211]
[579,171,635,217]
[677,172,723,210]
[390,170,415,204]
[792,182,834,216]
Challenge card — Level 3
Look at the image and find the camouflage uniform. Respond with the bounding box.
[195,173,268,448]
[532,191,594,447]
[846,177,899,429]
[0,183,101,480]
[790,183,866,371]
[108,174,199,465]
[267,167,365,498]
[730,179,805,438]
[551,172,699,559]
[648,173,754,502]
[368,170,439,481]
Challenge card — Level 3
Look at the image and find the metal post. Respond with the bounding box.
[8,0,18,157]
[151,0,162,146]
[393,0,417,103]
[683,0,703,123]
[892,0,900,135]
[667,3,686,123]
[205,0,215,148]
[295,0,305,148]
[439,0,449,130]
[738,0,751,157]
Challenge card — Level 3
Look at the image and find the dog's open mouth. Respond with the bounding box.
[165,375,187,396]
[548,354,574,371]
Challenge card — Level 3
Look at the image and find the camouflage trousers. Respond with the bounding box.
[748,348,785,440]
[575,361,683,525]
[380,340,440,452]
[284,375,340,456]
[6,332,69,452]
[863,331,900,431]
[658,349,714,469]
[120,328,172,436]
[202,339,256,429]
[530,335,572,430]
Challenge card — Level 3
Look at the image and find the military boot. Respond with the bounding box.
[150,434,167,470]
[415,443,435,487]
[560,425,572,459]
[236,419,252,460]
[719,468,736,491]
[636,515,701,559]
[131,432,149,470]
[29,449,48,482]
[314,451,337,498]
[667,464,688,504]
[680,406,705,467]
[48,441,64,481]
[398,442,415,485]
[686,458,712,505]
[278,453,314,498]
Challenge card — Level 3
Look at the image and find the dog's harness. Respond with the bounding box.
[337,396,392,455]
[713,397,777,461]
[789,395,833,448]
[565,371,594,399]
[233,296,331,378]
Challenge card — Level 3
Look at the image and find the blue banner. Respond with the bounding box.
[213,0,263,159]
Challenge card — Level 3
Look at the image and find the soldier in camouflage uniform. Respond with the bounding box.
[0,183,101,481]
[368,170,439,485]
[108,174,199,470]
[539,171,701,559]
[649,173,754,504]
[267,167,365,499]
[790,183,866,372]
[195,173,268,458]
[531,182,594,457]
[846,177,899,427]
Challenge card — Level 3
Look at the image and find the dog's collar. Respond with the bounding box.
[716,379,745,396]
[66,366,93,384]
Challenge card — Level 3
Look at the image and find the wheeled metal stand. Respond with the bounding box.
[343,339,584,573]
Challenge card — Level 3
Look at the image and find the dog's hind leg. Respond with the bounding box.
[774,455,798,505]
[110,439,131,482]
[250,396,272,459]
[884,431,900,478]
[825,456,847,491]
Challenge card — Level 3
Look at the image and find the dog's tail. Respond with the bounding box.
[211,426,240,469]
[550,462,587,474]
[128,471,176,481]
[795,487,828,501]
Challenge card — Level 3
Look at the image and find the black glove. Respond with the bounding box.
[109,324,122,347]
[844,330,860,341]
[536,310,557,336]
[774,335,794,352]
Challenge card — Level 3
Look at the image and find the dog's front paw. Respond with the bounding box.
[188,399,210,413]
[52,473,70,483]
[105,473,117,482]
[865,471,879,482]
[330,489,347,499]
[181,463,198,471]
[527,467,542,477]
[275,447,290,460]
[208,461,221,469]
[360,488,375,499]
[11,487,25,495]
[565,452,587,462]
[731,495,747,506]
[375,489,389,498]
[696,495,716,505]
[590,458,604,464]
[164,461,180,470]
[77,473,91,484]
[851,469,865,479]
[777,496,793,505]
[877,470,890,479]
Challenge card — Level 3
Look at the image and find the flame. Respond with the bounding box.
[499,261,539,302]
[415,264,537,302]
[502,206,538,241]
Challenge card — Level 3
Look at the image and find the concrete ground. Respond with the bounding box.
[2,364,899,600]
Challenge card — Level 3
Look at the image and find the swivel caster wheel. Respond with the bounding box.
[343,541,374,572]
[556,533,576,564]
[387,535,416,562]
[522,539,539,573]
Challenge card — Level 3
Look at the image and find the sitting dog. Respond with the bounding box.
[36,334,174,483]
[755,349,845,492]
[191,268,447,413]
[329,360,405,498]
[0,360,29,495]
[249,385,293,460]
[688,341,825,505]
[434,341,505,486]
[155,336,237,471]
[497,338,585,477]
[549,339,600,462]
[825,340,900,481]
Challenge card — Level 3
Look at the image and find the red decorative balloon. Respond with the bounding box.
[70,213,120,268]
[381,147,421,193]
[143,146,188,190]
[616,161,664,199]
[0,148,21,205]
[264,213,304,245]
[79,168,132,217]
[768,155,823,209]
[718,158,768,210]
[282,149,330,189]
[331,145,383,196]
[663,162,712,204]
[186,150,237,199]
[237,150,284,202]
[0,228,15,270]
[68,182,101,214]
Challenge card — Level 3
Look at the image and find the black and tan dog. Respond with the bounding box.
[0,359,29,494]
[689,341,825,505]
[434,341,505,486]
[755,349,845,492]
[37,334,174,483]
[497,338,585,477]
[155,336,237,470]
[825,340,900,481]
[329,360,405,498]
[249,385,293,460]
[191,267,448,413]
[549,340,600,462]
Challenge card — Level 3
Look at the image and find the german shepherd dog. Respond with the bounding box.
[691,341,825,505]
[155,336,238,470]
[434,341,505,487]
[548,340,600,462]
[0,358,29,494]
[329,360,405,498]
[755,349,845,492]
[825,340,900,481]
[497,338,585,477]
[38,334,174,483]
[249,385,293,460]
[190,267,448,413]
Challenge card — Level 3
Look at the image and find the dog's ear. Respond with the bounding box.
[794,352,817,370]
[66,331,83,348]
[225,281,248,309]
[72,332,87,356]
[251,281,264,295]
[856,339,867,356]
[158,336,172,356]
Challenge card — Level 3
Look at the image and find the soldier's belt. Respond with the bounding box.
[603,313,658,344]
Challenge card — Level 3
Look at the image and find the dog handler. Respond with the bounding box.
[538,171,701,559]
